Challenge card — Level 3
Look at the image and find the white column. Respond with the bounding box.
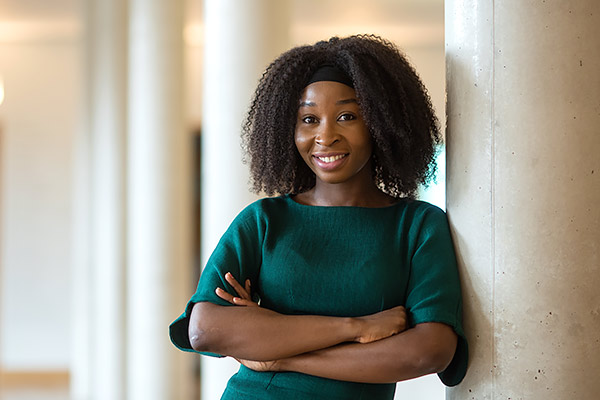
[70,103,92,400]
[127,1,192,399]
[88,1,128,399]
[446,1,600,399]
[72,2,128,398]
[201,1,290,398]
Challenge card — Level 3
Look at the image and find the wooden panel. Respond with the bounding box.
[0,370,69,387]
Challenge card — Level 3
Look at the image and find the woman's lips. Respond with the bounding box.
[312,153,349,171]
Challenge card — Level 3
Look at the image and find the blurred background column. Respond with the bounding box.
[127,0,192,399]
[446,1,600,398]
[83,1,128,399]
[201,0,290,398]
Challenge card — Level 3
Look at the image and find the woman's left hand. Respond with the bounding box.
[215,272,259,307]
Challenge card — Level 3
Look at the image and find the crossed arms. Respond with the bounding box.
[188,272,457,384]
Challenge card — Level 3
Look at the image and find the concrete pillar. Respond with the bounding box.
[201,0,290,398]
[127,1,192,399]
[446,1,600,399]
[88,1,128,399]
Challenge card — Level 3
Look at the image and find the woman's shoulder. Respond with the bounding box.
[233,195,291,222]
[218,196,291,241]
[394,199,451,237]
[407,199,446,215]
[243,195,290,212]
[393,198,447,218]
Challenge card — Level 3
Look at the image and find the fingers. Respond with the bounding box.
[390,305,407,327]
[215,287,236,304]
[215,272,259,307]
[215,287,256,306]
[355,305,410,343]
[225,272,251,300]
[245,279,251,296]
[232,297,259,307]
[395,306,408,332]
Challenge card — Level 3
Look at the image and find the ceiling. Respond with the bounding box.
[0,0,441,22]
[0,0,443,46]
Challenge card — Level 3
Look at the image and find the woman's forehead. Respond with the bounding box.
[299,81,357,105]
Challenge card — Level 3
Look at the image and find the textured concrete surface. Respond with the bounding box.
[446,1,600,399]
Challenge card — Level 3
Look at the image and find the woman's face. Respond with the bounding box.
[295,81,373,186]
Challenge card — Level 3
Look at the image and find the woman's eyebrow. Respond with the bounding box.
[298,101,316,107]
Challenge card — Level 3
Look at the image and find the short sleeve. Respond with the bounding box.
[169,204,264,357]
[405,205,468,386]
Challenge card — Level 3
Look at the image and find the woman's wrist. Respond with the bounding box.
[276,352,307,373]
[347,316,364,342]
[274,357,288,372]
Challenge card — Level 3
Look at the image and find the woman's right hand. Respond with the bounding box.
[353,306,407,344]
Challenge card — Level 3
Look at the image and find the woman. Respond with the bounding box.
[170,35,468,399]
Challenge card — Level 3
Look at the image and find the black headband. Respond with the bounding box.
[306,64,354,88]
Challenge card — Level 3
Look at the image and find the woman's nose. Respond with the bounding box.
[315,121,340,146]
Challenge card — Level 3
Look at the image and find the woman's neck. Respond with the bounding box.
[297,180,396,208]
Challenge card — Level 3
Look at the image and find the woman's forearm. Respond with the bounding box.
[189,302,405,361]
[189,302,355,360]
[276,322,457,384]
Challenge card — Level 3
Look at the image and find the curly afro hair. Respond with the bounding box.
[242,34,441,199]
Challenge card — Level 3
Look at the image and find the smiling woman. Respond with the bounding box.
[294,80,380,205]
[170,35,467,400]
[241,36,442,202]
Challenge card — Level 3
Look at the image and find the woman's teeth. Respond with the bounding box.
[317,154,347,163]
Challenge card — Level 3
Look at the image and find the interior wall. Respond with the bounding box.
[0,41,81,369]
[0,38,204,374]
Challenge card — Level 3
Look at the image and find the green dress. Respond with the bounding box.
[170,195,468,399]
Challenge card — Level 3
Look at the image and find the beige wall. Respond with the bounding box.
[0,41,81,369]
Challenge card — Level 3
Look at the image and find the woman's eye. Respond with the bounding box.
[302,116,317,124]
[338,113,356,121]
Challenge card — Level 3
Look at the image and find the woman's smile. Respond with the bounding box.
[312,152,349,170]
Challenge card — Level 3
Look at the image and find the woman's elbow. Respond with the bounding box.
[188,302,219,352]
[413,323,458,375]
[188,323,209,352]
[424,340,457,374]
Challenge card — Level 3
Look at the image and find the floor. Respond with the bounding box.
[0,387,69,400]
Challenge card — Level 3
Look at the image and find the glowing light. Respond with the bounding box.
[184,24,203,46]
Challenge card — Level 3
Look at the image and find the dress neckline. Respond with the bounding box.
[284,193,406,210]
